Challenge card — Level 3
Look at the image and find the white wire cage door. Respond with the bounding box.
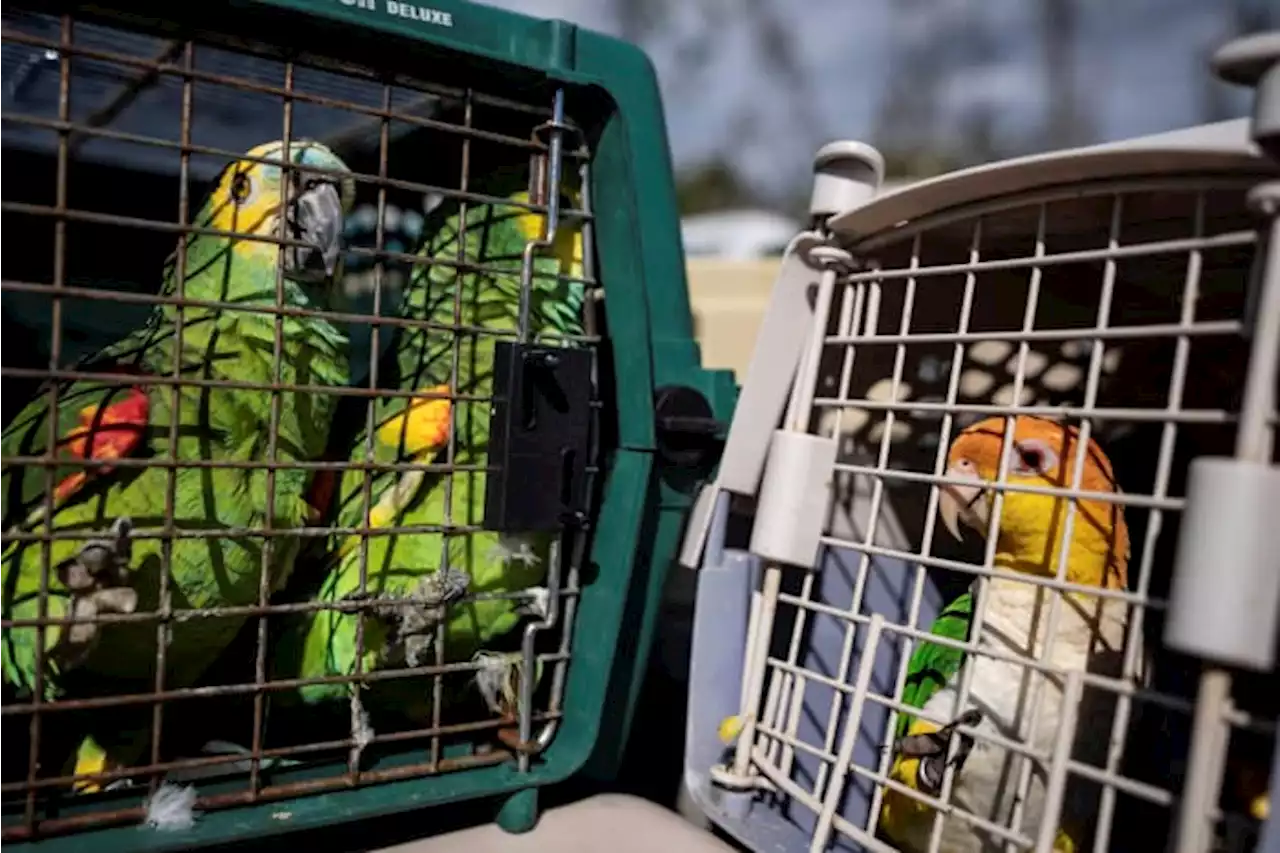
[703,145,1280,853]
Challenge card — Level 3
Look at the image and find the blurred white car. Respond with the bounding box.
[679,208,799,259]
[679,185,912,260]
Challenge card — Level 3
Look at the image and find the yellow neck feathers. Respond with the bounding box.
[993,490,1128,590]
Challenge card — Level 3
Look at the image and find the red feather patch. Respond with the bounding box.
[52,386,150,504]
[305,470,338,523]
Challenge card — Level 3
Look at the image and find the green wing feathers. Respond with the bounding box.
[289,464,548,708]
[2,230,348,702]
[282,188,585,716]
[896,591,973,738]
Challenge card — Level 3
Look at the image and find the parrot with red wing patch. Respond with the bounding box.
[1,139,355,791]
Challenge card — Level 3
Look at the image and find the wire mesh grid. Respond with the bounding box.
[717,176,1280,852]
[1,8,603,840]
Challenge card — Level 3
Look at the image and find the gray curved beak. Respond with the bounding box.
[285,181,344,281]
[938,465,987,542]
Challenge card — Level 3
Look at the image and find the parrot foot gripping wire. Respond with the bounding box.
[346,568,471,668]
[473,651,545,756]
[515,586,551,621]
[893,708,985,796]
[487,534,543,569]
[52,516,139,669]
[473,651,518,717]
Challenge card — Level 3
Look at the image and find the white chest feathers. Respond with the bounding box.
[906,579,1134,853]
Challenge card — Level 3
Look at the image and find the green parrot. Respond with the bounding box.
[273,169,587,729]
[1,139,356,789]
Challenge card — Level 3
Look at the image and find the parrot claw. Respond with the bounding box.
[488,534,542,568]
[58,517,134,590]
[515,586,551,620]
[52,517,138,670]
[369,568,471,667]
[894,709,984,796]
[473,651,529,719]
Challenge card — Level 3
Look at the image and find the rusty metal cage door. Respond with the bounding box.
[1,6,607,842]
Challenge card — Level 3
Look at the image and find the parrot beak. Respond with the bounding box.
[285,180,345,282]
[938,464,987,542]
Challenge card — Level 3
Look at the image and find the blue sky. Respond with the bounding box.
[485,0,1268,199]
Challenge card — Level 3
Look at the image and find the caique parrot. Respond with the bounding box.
[275,169,587,728]
[879,415,1133,853]
[1,139,355,790]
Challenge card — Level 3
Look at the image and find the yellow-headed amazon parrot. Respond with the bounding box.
[273,171,585,731]
[879,415,1133,853]
[1,139,355,790]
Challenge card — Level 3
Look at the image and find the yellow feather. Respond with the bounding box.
[992,481,1120,589]
[209,145,290,245]
[205,140,354,259]
[948,416,1129,590]
[336,468,426,561]
[333,381,449,563]
[375,384,452,458]
[71,735,110,794]
[878,718,941,844]
[366,499,397,531]
[509,191,584,279]
[717,714,745,745]
[1253,792,1271,822]
[880,717,1078,851]
[510,190,543,241]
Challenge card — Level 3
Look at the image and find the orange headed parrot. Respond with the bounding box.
[879,415,1133,853]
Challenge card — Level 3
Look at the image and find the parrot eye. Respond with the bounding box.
[229,172,253,204]
[1012,439,1057,475]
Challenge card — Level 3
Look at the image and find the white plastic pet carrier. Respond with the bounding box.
[681,31,1280,853]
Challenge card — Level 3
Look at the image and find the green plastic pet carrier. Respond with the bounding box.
[0,0,736,848]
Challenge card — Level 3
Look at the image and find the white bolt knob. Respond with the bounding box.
[810,141,886,221]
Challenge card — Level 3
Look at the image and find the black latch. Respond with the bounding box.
[483,341,594,532]
[654,385,726,470]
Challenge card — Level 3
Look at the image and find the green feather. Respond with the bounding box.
[2,144,351,721]
[896,590,973,739]
[278,180,585,720]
